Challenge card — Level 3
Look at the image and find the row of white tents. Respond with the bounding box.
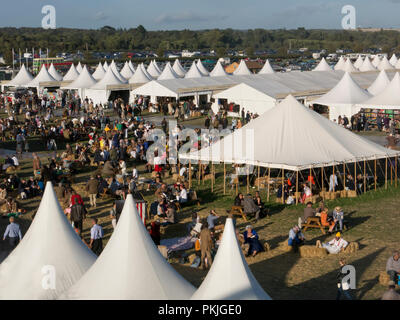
[0,182,271,300]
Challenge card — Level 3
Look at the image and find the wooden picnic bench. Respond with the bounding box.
[302,217,326,234]
[229,205,248,222]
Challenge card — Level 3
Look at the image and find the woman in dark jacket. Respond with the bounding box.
[243,225,264,257]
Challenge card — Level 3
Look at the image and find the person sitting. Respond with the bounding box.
[163,203,176,226]
[176,184,188,204]
[253,191,265,212]
[288,225,305,250]
[301,183,312,203]
[243,193,260,221]
[234,193,244,207]
[102,160,115,178]
[320,207,335,233]
[157,198,167,216]
[332,206,344,232]
[243,225,264,257]
[299,201,315,228]
[317,232,348,254]
[386,251,400,282]
[206,209,220,230]
[316,201,326,216]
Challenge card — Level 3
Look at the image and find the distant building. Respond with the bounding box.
[33,57,71,74]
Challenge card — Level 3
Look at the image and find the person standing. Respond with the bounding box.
[70,201,86,233]
[200,222,213,270]
[3,217,22,249]
[32,153,42,178]
[336,259,353,300]
[86,175,99,208]
[89,218,104,256]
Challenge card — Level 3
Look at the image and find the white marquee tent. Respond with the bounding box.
[378,56,395,71]
[312,58,333,72]
[334,56,346,70]
[0,182,96,299]
[395,59,400,70]
[5,64,33,87]
[372,55,382,68]
[357,72,400,109]
[109,60,127,83]
[233,60,252,75]
[358,57,376,72]
[173,59,186,77]
[61,65,97,98]
[25,64,57,89]
[312,72,372,120]
[63,64,80,82]
[180,95,399,171]
[120,61,134,80]
[354,56,364,69]
[61,195,195,300]
[342,59,357,73]
[258,59,275,74]
[92,62,106,81]
[128,61,136,73]
[210,60,229,77]
[367,70,391,96]
[157,62,179,80]
[185,61,204,79]
[389,54,398,67]
[48,63,63,81]
[147,60,161,78]
[191,218,271,300]
[129,63,153,84]
[196,59,210,76]
[76,62,83,73]
[103,61,109,71]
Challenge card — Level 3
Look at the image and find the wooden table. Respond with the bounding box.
[302,217,326,234]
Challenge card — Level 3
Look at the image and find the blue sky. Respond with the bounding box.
[1,0,399,30]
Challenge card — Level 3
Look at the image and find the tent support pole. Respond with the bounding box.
[343,163,346,190]
[211,162,214,193]
[282,168,285,204]
[257,166,260,191]
[296,170,299,205]
[374,159,377,191]
[391,157,393,186]
[309,167,312,191]
[354,162,357,193]
[223,162,226,195]
[189,160,192,189]
[333,165,335,192]
[385,158,388,190]
[364,160,366,193]
[396,157,398,187]
[198,161,201,185]
[247,167,249,194]
[321,166,324,193]
[267,167,271,202]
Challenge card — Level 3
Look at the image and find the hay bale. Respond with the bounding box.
[343,242,359,254]
[163,172,170,178]
[299,245,328,257]
[379,271,391,286]
[335,191,341,198]
[348,190,357,198]
[340,190,348,198]
[172,173,180,181]
[263,241,271,252]
[204,174,213,181]
[319,191,326,198]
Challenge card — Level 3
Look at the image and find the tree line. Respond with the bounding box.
[1,26,400,64]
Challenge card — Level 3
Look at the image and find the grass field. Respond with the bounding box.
[0,113,399,300]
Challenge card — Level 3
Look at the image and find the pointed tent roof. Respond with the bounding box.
[258,59,275,74]
[7,64,34,87]
[61,195,195,300]
[372,55,381,68]
[185,61,204,78]
[129,63,152,84]
[359,72,400,109]
[48,63,63,81]
[109,60,127,83]
[389,54,398,67]
[157,62,179,80]
[120,61,134,80]
[26,64,57,87]
[210,60,229,77]
[313,72,371,106]
[179,95,399,170]
[233,59,252,75]
[354,56,364,69]
[378,56,394,71]
[153,60,162,73]
[312,58,332,72]
[359,56,376,72]
[90,66,125,90]
[92,62,106,81]
[76,62,83,73]
[367,70,390,95]
[0,182,96,299]
[63,65,97,89]
[103,61,109,71]
[172,59,186,77]
[395,58,400,69]
[196,59,210,76]
[128,60,136,73]
[191,218,271,300]
[63,64,80,81]
[147,61,161,78]
[334,56,346,70]
[342,59,358,73]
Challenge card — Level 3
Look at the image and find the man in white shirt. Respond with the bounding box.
[318,232,348,254]
[11,155,19,167]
